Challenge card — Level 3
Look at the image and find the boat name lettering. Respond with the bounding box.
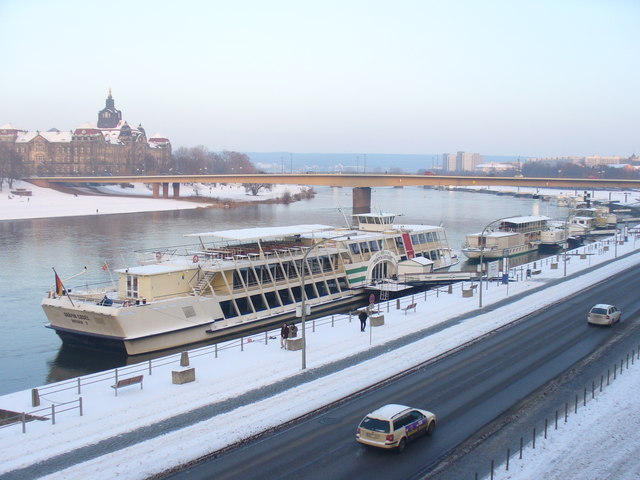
[370,251,396,264]
[64,312,90,321]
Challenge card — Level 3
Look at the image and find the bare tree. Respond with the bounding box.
[0,142,25,189]
[244,183,272,196]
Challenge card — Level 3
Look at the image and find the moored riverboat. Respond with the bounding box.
[42,213,457,355]
[461,215,556,261]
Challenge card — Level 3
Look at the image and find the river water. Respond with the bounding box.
[0,186,569,395]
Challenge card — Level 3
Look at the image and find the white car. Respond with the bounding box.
[587,304,621,326]
[356,404,436,453]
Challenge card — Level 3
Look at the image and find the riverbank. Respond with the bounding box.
[0,180,312,221]
[0,234,638,479]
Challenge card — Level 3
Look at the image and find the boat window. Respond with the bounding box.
[350,243,361,255]
[126,275,138,298]
[279,288,294,305]
[264,291,280,309]
[327,278,339,294]
[360,242,370,253]
[291,286,303,302]
[321,255,333,271]
[304,283,317,300]
[308,257,322,274]
[269,263,284,282]
[395,236,403,248]
[220,300,238,319]
[337,276,349,290]
[411,234,419,244]
[232,270,245,289]
[369,240,380,252]
[250,294,267,312]
[418,233,426,244]
[246,268,258,286]
[235,297,252,315]
[432,231,439,242]
[315,281,328,297]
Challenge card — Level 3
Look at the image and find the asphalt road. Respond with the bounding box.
[167,265,640,480]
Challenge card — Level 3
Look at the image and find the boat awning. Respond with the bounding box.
[184,224,335,242]
[501,215,550,224]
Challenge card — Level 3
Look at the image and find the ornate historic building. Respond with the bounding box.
[0,90,172,176]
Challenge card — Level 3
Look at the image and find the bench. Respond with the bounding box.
[111,375,144,396]
[402,303,417,315]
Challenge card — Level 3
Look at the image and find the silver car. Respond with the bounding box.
[587,304,621,326]
[356,404,436,453]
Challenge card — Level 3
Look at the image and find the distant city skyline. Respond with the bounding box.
[1,0,638,157]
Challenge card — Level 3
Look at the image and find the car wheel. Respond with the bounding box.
[396,437,407,454]
[426,421,435,436]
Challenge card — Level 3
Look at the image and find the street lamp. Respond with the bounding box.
[299,234,348,370]
[564,211,572,277]
[479,215,520,308]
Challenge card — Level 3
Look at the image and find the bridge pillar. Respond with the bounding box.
[352,187,371,214]
[162,182,169,198]
[172,182,180,198]
[152,183,160,198]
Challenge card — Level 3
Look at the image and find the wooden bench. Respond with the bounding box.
[402,303,417,315]
[111,375,144,396]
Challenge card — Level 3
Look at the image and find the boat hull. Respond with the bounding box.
[462,243,539,261]
[44,294,362,355]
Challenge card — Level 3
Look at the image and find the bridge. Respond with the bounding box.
[29,174,640,213]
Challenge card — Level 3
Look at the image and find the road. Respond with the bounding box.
[165,266,640,480]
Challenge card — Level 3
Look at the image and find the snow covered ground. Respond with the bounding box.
[0,180,308,221]
[1,181,639,479]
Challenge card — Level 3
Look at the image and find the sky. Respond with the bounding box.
[0,186,638,478]
[1,0,638,157]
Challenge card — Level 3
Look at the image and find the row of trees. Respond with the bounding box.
[171,147,259,175]
[521,161,640,179]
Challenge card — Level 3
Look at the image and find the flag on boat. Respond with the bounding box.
[54,271,66,296]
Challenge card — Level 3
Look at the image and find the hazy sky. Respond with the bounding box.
[1,0,638,156]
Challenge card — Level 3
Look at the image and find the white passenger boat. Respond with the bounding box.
[461,215,553,261]
[569,205,617,236]
[42,213,457,355]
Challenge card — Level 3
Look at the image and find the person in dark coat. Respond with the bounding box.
[280,323,289,349]
[289,323,298,338]
[359,310,368,332]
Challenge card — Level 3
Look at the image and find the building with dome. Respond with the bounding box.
[0,90,172,176]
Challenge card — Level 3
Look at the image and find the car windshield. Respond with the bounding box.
[591,308,608,315]
[360,417,391,433]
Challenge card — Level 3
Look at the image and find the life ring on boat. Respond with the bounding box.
[155,252,163,261]
[192,255,199,263]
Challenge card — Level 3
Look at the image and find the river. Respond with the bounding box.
[0,186,569,395]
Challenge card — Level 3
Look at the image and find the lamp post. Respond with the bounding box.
[299,234,347,370]
[564,211,572,277]
[479,216,520,308]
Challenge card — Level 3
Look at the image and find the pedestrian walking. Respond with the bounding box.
[358,310,368,332]
[280,323,289,349]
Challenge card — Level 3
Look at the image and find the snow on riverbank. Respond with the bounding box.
[0,233,639,479]
[0,180,308,221]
